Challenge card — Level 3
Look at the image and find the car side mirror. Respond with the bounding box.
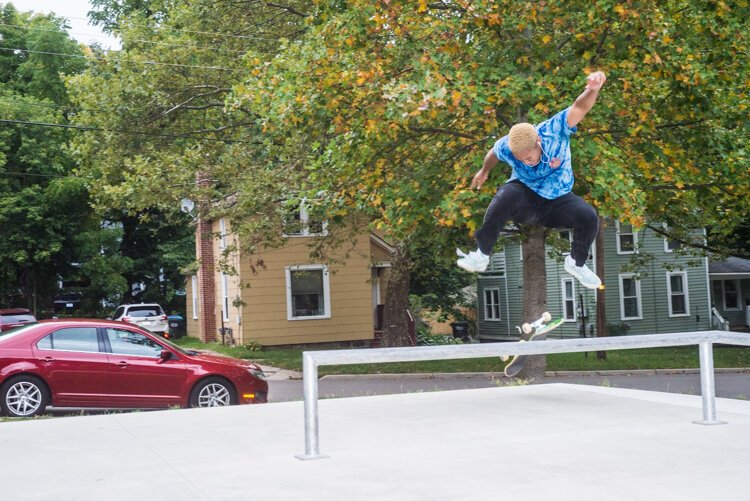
[159,349,173,362]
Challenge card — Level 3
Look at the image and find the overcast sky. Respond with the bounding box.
[12,0,121,48]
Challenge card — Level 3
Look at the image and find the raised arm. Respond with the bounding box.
[566,71,606,128]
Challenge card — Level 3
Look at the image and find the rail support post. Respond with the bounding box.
[296,352,328,460]
[694,341,727,426]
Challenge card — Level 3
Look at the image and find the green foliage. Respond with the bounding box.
[416,325,463,346]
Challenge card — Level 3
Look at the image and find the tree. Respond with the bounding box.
[0,4,96,313]
[232,0,749,353]
[69,1,749,353]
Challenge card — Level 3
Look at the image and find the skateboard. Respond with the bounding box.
[502,312,563,377]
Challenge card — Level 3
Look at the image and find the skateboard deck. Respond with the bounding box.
[503,313,563,378]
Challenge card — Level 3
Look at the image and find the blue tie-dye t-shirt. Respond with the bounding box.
[493,107,577,200]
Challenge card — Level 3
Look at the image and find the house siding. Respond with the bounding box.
[476,223,712,340]
[239,234,376,346]
[604,226,711,335]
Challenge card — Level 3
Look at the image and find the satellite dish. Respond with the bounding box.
[180,198,195,214]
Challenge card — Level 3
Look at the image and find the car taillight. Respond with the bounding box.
[122,316,132,323]
[160,315,167,321]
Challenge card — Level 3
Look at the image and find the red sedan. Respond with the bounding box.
[0,319,268,417]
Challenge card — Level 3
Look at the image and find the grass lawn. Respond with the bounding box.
[173,337,750,376]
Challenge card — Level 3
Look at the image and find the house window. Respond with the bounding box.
[559,230,572,255]
[619,274,642,320]
[484,289,500,321]
[191,275,199,320]
[221,274,229,321]
[562,278,576,321]
[662,224,682,253]
[286,265,331,320]
[616,221,637,254]
[667,272,690,316]
[219,218,227,249]
[722,280,741,310]
[284,200,327,237]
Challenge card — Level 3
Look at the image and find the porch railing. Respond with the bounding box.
[295,330,750,460]
[711,307,730,331]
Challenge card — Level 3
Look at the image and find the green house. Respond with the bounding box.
[476,222,749,341]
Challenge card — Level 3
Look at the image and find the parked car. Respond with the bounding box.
[53,292,83,314]
[0,308,37,332]
[0,319,268,417]
[112,303,169,338]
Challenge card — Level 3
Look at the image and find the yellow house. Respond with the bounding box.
[185,215,393,347]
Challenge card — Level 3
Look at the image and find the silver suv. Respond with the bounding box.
[112,303,169,338]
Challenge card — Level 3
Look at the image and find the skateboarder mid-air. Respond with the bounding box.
[457,70,606,290]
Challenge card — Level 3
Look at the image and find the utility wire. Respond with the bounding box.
[15,11,296,41]
[0,46,244,72]
[0,22,261,53]
[0,118,252,143]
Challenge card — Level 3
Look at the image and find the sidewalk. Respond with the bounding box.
[3,383,750,500]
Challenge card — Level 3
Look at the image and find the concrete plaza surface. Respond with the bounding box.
[2,384,750,501]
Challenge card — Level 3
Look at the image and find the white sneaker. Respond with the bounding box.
[457,249,490,273]
[564,255,601,289]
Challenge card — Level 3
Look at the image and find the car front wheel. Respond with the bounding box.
[0,375,50,418]
[189,377,236,408]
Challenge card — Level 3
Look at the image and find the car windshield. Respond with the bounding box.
[0,323,39,343]
[126,306,163,317]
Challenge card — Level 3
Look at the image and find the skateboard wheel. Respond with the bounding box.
[521,323,532,334]
[542,311,552,322]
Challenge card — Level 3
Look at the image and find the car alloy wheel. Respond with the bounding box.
[1,376,49,417]
[190,377,236,408]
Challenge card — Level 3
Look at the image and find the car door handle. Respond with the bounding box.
[41,357,54,363]
[115,361,129,368]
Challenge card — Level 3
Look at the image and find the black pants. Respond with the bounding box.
[475,181,599,266]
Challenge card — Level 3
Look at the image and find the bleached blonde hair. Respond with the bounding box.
[508,123,538,156]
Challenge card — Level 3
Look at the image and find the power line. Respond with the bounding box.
[0,22,257,54]
[0,118,252,143]
[15,11,295,41]
[0,46,243,72]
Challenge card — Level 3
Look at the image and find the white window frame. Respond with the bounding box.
[191,275,199,320]
[666,271,690,317]
[558,230,572,256]
[221,273,229,321]
[618,273,643,320]
[483,288,501,321]
[283,199,328,237]
[662,224,682,253]
[285,265,331,320]
[561,277,577,321]
[721,279,742,311]
[616,221,638,254]
[219,218,227,250]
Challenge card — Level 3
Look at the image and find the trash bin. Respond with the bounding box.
[450,321,470,340]
[167,314,186,339]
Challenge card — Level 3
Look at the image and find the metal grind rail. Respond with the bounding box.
[295,330,750,460]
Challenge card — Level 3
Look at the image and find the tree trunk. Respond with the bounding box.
[381,240,412,347]
[517,226,548,380]
[595,216,607,360]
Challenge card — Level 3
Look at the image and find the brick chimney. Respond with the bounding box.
[196,172,217,342]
